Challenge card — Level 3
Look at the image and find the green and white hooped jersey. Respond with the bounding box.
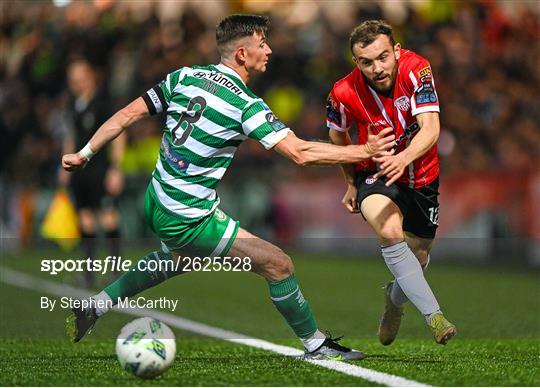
[142,63,291,223]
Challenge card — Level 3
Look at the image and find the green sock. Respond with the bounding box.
[267,273,317,339]
[104,251,180,301]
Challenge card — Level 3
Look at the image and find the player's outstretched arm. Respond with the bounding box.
[329,127,361,213]
[62,97,149,171]
[329,128,357,185]
[273,127,394,166]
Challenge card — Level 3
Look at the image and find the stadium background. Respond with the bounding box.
[1,0,539,263]
[1,0,539,266]
[0,1,539,386]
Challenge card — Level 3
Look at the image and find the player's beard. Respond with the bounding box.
[365,62,398,94]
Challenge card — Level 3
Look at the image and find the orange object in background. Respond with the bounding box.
[18,190,36,247]
[40,190,80,251]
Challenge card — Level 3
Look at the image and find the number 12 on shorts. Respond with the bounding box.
[428,206,439,225]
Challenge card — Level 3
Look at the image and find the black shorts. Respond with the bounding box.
[355,171,440,239]
[69,168,115,210]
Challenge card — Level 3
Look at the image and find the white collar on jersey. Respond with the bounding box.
[215,63,246,86]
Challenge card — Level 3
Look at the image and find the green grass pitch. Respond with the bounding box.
[1,249,539,386]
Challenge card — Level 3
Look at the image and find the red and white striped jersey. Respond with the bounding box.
[326,49,440,188]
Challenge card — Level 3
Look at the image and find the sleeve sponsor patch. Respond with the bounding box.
[415,79,437,105]
[417,66,431,78]
[265,112,287,132]
[416,90,437,104]
[256,101,287,132]
[326,94,341,125]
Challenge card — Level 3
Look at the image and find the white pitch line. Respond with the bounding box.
[0,267,429,387]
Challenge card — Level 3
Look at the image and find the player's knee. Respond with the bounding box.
[267,250,294,280]
[378,223,404,244]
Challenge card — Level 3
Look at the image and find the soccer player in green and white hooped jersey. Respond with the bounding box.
[63,15,396,360]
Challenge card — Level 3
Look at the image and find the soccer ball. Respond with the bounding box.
[115,317,176,379]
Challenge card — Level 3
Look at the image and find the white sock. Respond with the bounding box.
[390,255,431,306]
[301,329,326,352]
[381,242,440,316]
[92,291,113,317]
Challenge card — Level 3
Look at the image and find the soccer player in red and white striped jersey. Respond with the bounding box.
[327,20,456,345]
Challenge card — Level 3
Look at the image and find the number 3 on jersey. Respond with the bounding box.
[171,96,207,146]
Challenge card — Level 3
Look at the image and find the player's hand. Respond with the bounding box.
[373,152,409,186]
[341,184,360,213]
[364,126,396,157]
[62,153,88,171]
[105,165,124,196]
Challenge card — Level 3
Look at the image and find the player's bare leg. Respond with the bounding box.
[227,228,293,281]
[228,227,364,360]
[358,194,405,344]
[360,194,455,344]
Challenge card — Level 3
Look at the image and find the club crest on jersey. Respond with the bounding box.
[365,175,378,185]
[214,208,227,222]
[394,96,410,111]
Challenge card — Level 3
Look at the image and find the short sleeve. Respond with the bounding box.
[408,61,440,116]
[241,100,292,150]
[326,90,353,132]
[141,68,184,115]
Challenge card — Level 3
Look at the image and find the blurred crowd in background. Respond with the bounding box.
[1,0,539,249]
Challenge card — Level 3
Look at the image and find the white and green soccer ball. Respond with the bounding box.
[115,317,176,379]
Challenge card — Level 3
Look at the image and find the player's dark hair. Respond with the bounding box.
[216,14,270,57]
[349,20,395,52]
